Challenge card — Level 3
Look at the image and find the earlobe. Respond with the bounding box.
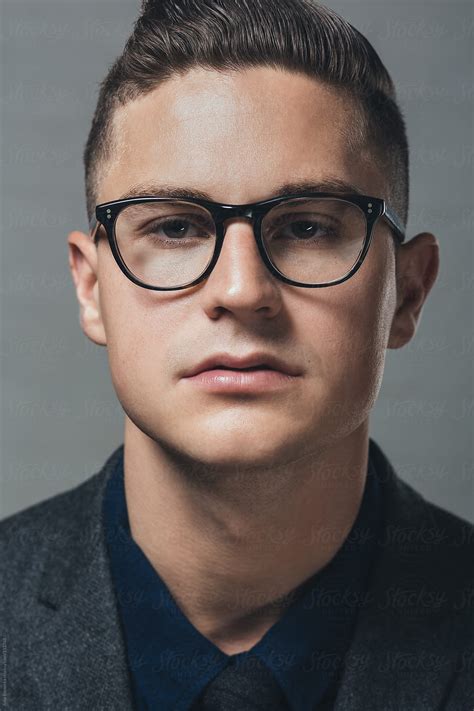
[387,233,440,350]
[67,230,107,347]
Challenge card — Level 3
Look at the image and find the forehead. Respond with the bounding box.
[99,66,382,205]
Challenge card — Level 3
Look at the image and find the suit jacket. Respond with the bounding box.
[1,438,473,710]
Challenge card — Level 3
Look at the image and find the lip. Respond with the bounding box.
[182,352,302,378]
[182,367,299,393]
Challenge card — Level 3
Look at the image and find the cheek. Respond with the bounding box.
[344,255,395,399]
[104,309,184,443]
[99,269,178,407]
[298,246,395,421]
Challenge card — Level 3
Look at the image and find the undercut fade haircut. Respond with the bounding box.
[83,0,409,241]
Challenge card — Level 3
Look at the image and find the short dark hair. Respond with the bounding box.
[83,0,409,236]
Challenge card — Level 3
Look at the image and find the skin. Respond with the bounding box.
[68,66,439,655]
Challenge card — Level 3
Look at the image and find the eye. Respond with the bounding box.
[139,215,214,241]
[149,218,194,239]
[267,214,338,241]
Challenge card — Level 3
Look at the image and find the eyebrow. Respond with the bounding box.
[115,177,367,204]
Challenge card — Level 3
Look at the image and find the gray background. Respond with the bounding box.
[1,0,472,521]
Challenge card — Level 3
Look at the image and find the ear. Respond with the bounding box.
[387,232,440,349]
[67,230,107,346]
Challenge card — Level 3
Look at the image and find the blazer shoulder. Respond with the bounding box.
[380,468,474,612]
[0,444,123,551]
[0,467,106,548]
[0,443,124,580]
[370,437,474,554]
[394,472,474,545]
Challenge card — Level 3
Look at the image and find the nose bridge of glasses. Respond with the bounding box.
[218,204,254,226]
[217,204,256,235]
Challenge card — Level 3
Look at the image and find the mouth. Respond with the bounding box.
[182,352,302,379]
[182,363,299,393]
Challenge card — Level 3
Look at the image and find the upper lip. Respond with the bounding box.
[183,352,301,377]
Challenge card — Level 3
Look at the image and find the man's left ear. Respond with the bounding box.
[387,232,440,350]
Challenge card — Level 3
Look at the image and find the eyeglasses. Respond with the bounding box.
[88,192,405,291]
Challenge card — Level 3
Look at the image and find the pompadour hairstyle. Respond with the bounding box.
[83,0,409,235]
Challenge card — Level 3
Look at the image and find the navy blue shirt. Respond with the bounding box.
[102,441,385,711]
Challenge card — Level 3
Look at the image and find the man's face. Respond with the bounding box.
[83,67,398,469]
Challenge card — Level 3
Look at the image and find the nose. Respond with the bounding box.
[199,214,282,318]
[218,215,264,270]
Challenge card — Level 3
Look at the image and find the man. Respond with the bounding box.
[1,0,472,709]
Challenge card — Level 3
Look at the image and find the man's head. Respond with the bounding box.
[68,0,438,474]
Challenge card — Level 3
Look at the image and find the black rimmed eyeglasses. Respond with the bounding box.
[88,192,405,291]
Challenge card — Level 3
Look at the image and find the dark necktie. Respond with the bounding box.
[191,654,290,710]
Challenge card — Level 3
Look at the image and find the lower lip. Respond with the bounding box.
[182,368,299,392]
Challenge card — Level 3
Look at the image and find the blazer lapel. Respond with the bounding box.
[9,445,135,710]
[333,439,466,711]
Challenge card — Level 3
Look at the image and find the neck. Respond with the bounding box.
[123,418,369,655]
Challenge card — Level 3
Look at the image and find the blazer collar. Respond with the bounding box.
[13,439,465,710]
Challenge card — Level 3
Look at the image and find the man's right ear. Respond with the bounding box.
[67,230,107,346]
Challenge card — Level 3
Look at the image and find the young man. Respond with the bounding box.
[2,1,472,709]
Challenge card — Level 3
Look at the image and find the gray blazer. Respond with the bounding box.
[1,438,473,710]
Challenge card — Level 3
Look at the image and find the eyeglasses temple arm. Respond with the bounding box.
[383,204,406,243]
[89,214,99,239]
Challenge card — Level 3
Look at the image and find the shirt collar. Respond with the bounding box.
[102,442,385,711]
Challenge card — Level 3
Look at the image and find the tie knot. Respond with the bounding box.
[193,654,289,710]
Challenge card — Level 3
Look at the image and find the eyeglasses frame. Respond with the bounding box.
[88,192,406,291]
